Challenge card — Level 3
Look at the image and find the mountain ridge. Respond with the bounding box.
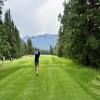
[22,34,58,50]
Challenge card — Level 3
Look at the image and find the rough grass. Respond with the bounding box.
[0,55,100,100]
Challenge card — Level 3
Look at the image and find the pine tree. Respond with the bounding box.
[58,0,100,67]
[0,0,8,59]
[27,38,34,55]
[0,24,10,58]
[50,45,53,55]
[58,1,70,57]
[21,42,28,56]
[0,1,26,59]
[85,0,100,66]
[4,9,23,58]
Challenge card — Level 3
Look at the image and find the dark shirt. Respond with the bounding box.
[35,52,40,62]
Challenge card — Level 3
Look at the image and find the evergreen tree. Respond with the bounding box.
[50,45,53,55]
[58,2,70,57]
[0,24,10,58]
[58,0,100,67]
[21,42,28,56]
[27,38,34,55]
[0,1,28,59]
[3,9,23,58]
[0,0,8,59]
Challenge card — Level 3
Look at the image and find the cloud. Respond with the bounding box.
[3,0,68,37]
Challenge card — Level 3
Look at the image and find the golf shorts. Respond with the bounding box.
[35,62,39,67]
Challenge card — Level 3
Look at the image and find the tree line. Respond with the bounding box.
[0,0,34,60]
[58,0,100,67]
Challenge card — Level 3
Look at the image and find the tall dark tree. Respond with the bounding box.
[21,42,28,56]
[58,0,100,67]
[0,1,28,59]
[27,38,34,55]
[4,9,24,58]
[0,9,26,59]
[0,0,9,59]
[50,45,53,55]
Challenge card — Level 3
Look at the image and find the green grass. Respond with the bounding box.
[0,55,100,100]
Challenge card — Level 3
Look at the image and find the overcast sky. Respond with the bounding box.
[3,0,68,37]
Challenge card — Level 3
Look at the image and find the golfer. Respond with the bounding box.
[34,50,40,76]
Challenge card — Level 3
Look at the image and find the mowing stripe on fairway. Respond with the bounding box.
[0,55,99,100]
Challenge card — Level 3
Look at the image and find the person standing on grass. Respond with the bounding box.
[34,49,40,76]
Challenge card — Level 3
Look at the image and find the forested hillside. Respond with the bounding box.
[0,0,30,59]
[58,0,100,67]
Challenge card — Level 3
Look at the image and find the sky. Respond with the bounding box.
[3,0,68,37]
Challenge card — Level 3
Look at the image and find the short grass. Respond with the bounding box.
[0,55,100,100]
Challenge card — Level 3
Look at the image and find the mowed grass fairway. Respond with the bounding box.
[0,55,100,100]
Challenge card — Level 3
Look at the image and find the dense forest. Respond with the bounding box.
[0,0,34,59]
[58,0,100,67]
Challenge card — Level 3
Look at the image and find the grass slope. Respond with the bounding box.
[0,55,100,100]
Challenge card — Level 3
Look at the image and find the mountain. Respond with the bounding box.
[22,34,58,50]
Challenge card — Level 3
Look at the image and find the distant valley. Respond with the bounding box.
[22,34,58,50]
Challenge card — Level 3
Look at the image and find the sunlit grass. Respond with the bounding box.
[0,55,100,100]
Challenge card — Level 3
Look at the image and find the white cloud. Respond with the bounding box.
[3,0,68,37]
